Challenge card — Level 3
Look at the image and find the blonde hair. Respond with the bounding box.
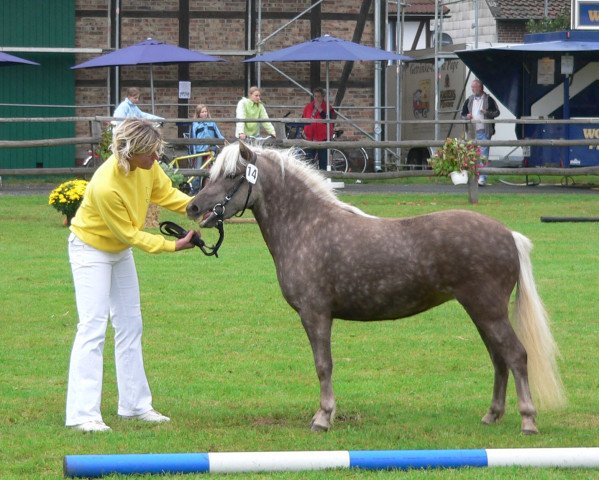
[111,118,165,175]
[248,86,261,96]
[194,103,209,118]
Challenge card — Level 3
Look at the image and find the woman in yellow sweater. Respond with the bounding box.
[66,119,197,432]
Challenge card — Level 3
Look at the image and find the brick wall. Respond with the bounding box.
[496,20,527,43]
[74,0,383,156]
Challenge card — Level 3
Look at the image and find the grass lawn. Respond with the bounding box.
[0,190,598,479]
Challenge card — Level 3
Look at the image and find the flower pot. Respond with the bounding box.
[450,170,469,185]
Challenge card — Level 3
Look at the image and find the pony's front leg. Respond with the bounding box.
[300,312,335,432]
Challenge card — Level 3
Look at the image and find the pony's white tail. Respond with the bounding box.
[511,231,566,409]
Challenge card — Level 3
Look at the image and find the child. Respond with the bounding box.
[189,104,225,194]
[190,104,225,166]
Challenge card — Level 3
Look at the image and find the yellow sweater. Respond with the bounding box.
[70,156,191,253]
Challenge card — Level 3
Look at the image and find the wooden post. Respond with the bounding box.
[90,120,103,142]
[468,173,479,204]
[274,122,286,143]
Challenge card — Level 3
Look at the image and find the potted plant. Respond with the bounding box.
[96,124,114,162]
[158,160,186,188]
[48,179,88,226]
[428,137,484,185]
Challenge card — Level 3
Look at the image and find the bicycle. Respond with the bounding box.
[163,149,217,195]
[331,129,368,173]
[284,122,368,173]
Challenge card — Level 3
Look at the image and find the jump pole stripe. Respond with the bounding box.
[63,448,599,478]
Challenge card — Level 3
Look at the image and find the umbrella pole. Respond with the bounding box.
[326,62,330,171]
[150,64,155,114]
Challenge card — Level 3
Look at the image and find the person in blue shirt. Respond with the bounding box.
[189,104,225,194]
[113,88,164,125]
[189,104,225,162]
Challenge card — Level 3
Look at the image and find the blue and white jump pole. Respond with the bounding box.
[64,448,599,477]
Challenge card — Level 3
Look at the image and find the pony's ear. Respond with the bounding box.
[239,141,257,164]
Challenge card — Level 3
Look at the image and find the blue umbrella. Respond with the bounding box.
[0,52,40,67]
[244,35,411,105]
[245,34,412,62]
[245,35,412,165]
[71,38,224,112]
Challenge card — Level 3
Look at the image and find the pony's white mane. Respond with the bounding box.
[211,143,375,218]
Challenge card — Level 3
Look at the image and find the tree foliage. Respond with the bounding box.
[526,5,571,33]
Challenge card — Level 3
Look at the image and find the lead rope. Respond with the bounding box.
[159,173,251,258]
[159,220,224,258]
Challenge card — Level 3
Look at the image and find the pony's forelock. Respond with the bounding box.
[210,143,249,178]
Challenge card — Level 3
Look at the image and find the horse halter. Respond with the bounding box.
[163,151,257,258]
[210,150,258,224]
[211,171,253,222]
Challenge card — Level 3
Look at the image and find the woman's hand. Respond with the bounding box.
[239,133,247,140]
[175,229,198,251]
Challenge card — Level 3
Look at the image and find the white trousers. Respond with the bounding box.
[65,233,153,426]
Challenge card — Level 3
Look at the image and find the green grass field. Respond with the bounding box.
[0,191,598,479]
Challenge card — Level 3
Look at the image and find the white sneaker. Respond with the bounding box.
[120,409,170,423]
[70,420,111,433]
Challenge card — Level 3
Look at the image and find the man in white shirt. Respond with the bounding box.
[461,79,500,186]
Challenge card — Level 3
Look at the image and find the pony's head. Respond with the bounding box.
[186,141,366,227]
[186,141,257,227]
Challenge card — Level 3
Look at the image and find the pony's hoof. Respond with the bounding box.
[481,411,502,425]
[310,420,330,432]
[481,414,495,425]
[521,418,539,435]
[310,412,331,432]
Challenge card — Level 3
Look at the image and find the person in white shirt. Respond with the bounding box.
[461,79,499,186]
[113,87,164,126]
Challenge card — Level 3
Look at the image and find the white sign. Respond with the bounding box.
[246,164,258,184]
[561,55,574,75]
[537,57,555,85]
[178,81,191,99]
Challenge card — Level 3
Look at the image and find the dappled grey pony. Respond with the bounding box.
[187,142,566,434]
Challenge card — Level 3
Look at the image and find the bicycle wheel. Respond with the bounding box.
[329,148,348,173]
[355,147,368,173]
[291,146,308,161]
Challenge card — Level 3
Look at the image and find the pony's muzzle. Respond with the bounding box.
[186,202,201,220]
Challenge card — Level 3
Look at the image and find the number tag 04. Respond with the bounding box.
[246,164,258,184]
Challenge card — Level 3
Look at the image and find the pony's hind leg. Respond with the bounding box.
[299,311,336,432]
[460,298,538,434]
[476,331,509,426]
